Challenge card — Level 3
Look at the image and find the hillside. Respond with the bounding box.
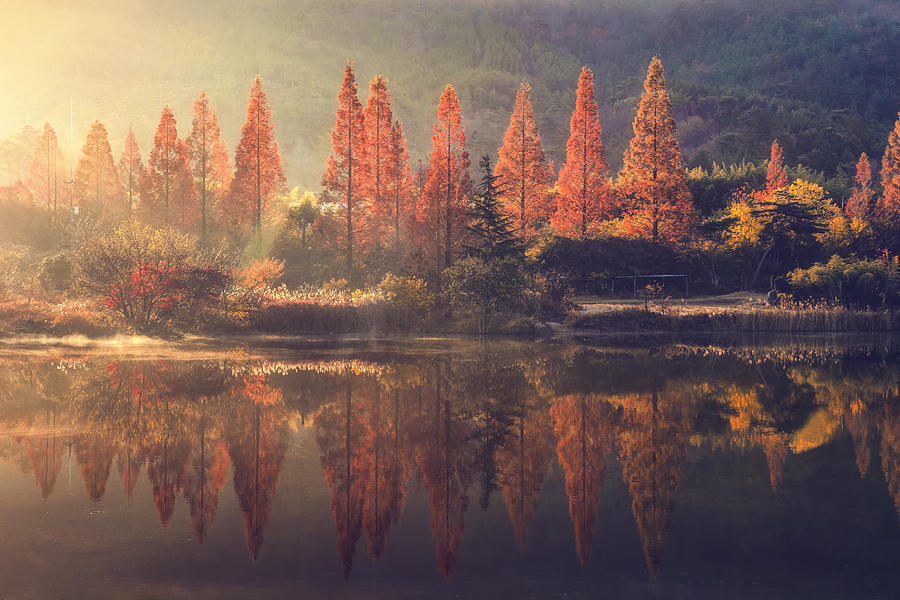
[0,0,897,191]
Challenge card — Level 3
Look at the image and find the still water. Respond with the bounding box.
[1,336,899,599]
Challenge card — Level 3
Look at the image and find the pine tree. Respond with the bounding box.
[231,75,284,242]
[495,82,552,237]
[416,84,471,276]
[766,139,789,192]
[322,62,366,279]
[877,111,900,225]
[74,121,120,217]
[552,67,610,239]
[846,152,874,220]
[188,91,230,238]
[143,106,193,228]
[27,123,64,222]
[467,156,520,260]
[362,75,393,256]
[617,57,694,244]
[118,128,143,217]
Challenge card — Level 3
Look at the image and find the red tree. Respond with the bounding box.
[322,62,367,279]
[187,91,231,238]
[766,139,789,192]
[362,75,394,259]
[496,82,553,237]
[118,127,143,216]
[617,57,695,244]
[230,75,284,241]
[27,123,64,222]
[845,152,874,220]
[415,84,471,276]
[384,119,413,266]
[552,68,611,239]
[876,111,900,224]
[143,106,194,228]
[74,121,121,217]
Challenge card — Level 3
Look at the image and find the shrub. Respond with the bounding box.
[787,255,900,310]
[38,254,73,295]
[379,273,434,313]
[75,221,233,333]
[237,258,285,291]
[443,257,533,334]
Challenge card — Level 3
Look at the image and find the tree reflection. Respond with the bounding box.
[0,341,898,579]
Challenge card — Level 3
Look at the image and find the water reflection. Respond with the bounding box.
[2,339,900,582]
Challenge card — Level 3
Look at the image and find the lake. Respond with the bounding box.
[0,335,898,599]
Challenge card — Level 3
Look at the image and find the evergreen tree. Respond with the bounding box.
[467,155,520,260]
[617,57,694,245]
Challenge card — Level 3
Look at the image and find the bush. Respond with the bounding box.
[38,254,73,295]
[443,257,533,334]
[379,273,434,313]
[75,221,234,333]
[787,255,900,310]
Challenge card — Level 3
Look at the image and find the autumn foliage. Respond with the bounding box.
[496,82,553,237]
[552,68,610,239]
[323,63,367,278]
[617,57,694,244]
[229,75,284,238]
[415,85,471,276]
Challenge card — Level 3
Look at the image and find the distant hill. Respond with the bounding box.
[1,0,897,190]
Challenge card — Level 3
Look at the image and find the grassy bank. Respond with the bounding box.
[3,294,898,339]
[566,304,898,333]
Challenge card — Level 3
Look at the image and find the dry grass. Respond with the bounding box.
[0,297,115,337]
[567,298,898,333]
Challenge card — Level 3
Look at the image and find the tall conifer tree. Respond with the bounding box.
[877,111,900,225]
[144,106,193,228]
[416,84,470,275]
[118,128,142,216]
[362,75,393,255]
[231,75,284,242]
[617,56,694,244]
[495,82,552,237]
[766,140,789,192]
[323,62,366,279]
[27,123,64,222]
[552,67,610,239]
[846,152,874,220]
[188,91,230,238]
[385,119,413,265]
[468,156,520,260]
[74,121,120,217]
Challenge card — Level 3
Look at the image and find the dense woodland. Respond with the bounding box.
[1,0,900,334]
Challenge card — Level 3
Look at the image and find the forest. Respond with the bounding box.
[1,0,900,335]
